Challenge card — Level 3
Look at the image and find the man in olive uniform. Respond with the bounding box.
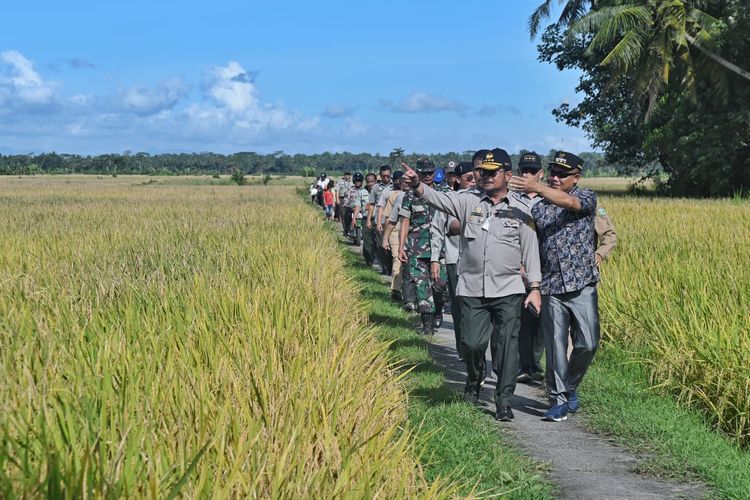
[368,165,393,274]
[595,207,617,266]
[404,149,542,422]
[335,171,353,234]
[512,152,547,382]
[430,161,476,359]
[360,173,378,266]
[350,173,373,263]
[398,158,448,334]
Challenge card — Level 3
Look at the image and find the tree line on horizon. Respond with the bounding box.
[0,149,619,178]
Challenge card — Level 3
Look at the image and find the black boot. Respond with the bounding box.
[420,313,435,335]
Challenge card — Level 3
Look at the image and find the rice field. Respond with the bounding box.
[0,176,453,497]
[596,194,750,445]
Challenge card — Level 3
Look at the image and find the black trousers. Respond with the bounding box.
[461,294,523,407]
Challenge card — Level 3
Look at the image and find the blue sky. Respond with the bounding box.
[0,0,589,155]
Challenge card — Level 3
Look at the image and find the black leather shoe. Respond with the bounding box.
[495,406,514,422]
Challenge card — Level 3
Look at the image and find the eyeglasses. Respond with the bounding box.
[520,167,541,175]
[420,171,435,176]
[548,168,576,179]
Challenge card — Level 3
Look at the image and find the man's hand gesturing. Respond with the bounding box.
[401,162,420,189]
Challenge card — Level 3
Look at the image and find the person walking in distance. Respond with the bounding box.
[403,149,541,422]
[380,171,407,301]
[336,171,353,234]
[509,151,601,422]
[368,165,393,274]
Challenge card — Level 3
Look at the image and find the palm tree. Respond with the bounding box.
[529,0,750,118]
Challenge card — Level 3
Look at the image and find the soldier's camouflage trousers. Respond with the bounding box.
[409,256,447,314]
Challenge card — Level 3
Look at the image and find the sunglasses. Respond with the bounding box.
[420,170,435,176]
[548,168,577,179]
[520,167,541,175]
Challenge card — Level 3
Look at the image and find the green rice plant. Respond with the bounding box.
[0,178,456,497]
[597,196,750,446]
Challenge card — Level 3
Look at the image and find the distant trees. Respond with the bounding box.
[0,150,616,177]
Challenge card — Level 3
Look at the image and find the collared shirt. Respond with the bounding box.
[531,186,599,295]
[388,191,406,224]
[399,189,442,259]
[594,206,617,261]
[511,191,544,210]
[335,178,353,204]
[419,184,541,298]
[376,184,395,224]
[369,180,391,221]
[349,186,370,211]
[430,188,470,264]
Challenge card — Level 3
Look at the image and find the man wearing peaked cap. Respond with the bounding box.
[511,152,546,384]
[430,159,476,362]
[402,149,542,423]
[508,150,601,423]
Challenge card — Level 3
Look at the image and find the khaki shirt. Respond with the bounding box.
[419,185,541,298]
[595,206,617,261]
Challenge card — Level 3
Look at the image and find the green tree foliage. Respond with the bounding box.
[532,0,750,196]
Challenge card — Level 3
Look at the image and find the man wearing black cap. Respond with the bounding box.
[509,151,600,423]
[403,149,542,422]
[512,152,546,383]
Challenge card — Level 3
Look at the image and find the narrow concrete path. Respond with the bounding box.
[429,318,707,500]
[342,236,708,499]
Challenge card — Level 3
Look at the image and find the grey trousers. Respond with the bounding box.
[542,285,600,405]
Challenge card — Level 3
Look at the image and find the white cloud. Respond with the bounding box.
[344,117,367,136]
[322,104,356,118]
[380,91,467,114]
[0,50,56,107]
[117,78,189,116]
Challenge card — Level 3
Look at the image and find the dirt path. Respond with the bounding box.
[345,237,708,499]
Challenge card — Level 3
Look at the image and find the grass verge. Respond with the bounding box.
[579,345,750,499]
[338,241,553,499]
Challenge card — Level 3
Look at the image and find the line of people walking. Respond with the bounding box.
[316,148,616,423]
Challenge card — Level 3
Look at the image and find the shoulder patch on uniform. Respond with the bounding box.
[597,207,607,216]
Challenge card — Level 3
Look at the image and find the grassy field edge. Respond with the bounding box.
[578,344,750,499]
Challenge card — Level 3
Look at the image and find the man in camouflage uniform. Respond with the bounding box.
[356,173,377,266]
[398,157,448,334]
